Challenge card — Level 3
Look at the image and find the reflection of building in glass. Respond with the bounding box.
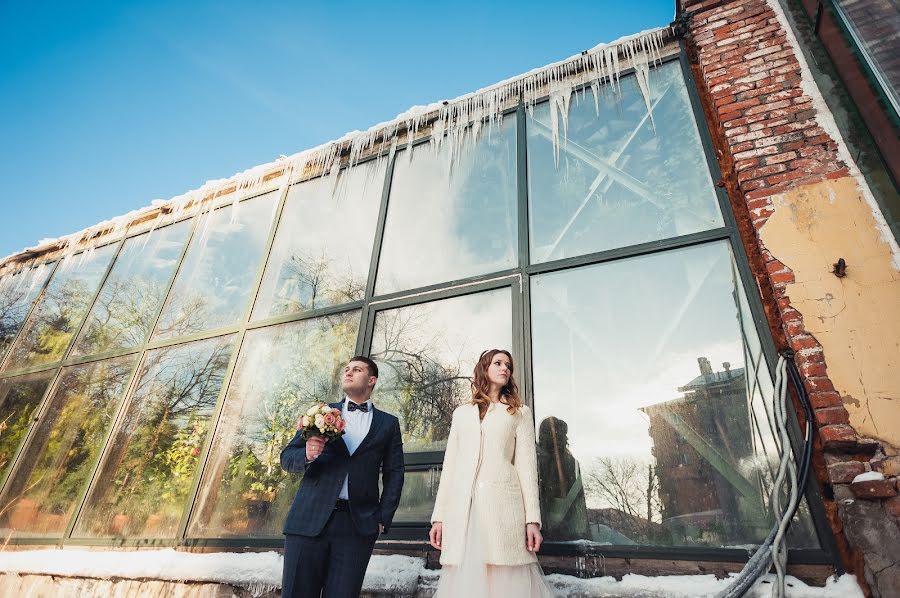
[641,357,766,545]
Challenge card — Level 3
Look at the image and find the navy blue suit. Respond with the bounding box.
[280,401,404,598]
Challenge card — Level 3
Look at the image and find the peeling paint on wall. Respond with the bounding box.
[760,176,900,446]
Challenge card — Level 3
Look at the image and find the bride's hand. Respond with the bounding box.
[526,523,543,552]
[429,522,443,550]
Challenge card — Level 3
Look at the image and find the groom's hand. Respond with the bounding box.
[306,436,326,461]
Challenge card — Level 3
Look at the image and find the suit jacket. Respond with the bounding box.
[280,401,404,537]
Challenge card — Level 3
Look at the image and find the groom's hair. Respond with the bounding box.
[350,355,379,379]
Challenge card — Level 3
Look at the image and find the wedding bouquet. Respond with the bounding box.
[297,403,346,442]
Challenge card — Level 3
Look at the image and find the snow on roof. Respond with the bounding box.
[0,26,673,279]
[0,548,865,597]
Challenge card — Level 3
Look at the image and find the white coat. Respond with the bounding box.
[430,401,542,566]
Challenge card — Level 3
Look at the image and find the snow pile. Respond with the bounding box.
[544,572,864,598]
[0,548,281,596]
[0,26,673,279]
[0,548,865,597]
[851,471,884,483]
[361,554,426,594]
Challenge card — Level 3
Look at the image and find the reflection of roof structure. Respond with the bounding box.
[678,358,744,392]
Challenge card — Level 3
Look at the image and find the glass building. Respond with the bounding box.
[0,41,837,566]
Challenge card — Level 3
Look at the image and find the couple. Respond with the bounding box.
[280,350,554,598]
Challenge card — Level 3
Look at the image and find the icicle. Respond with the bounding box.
[549,81,573,166]
[1,26,673,271]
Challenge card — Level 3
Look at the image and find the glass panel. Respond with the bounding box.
[0,371,55,484]
[833,0,900,116]
[188,311,360,537]
[73,334,236,538]
[4,244,118,371]
[376,119,518,295]
[530,241,818,548]
[72,220,192,357]
[252,162,385,320]
[527,60,723,264]
[388,466,440,524]
[153,192,278,340]
[0,355,135,537]
[370,288,512,452]
[0,264,54,363]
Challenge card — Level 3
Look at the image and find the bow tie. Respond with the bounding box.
[347,401,369,413]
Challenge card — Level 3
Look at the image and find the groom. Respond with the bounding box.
[280,356,404,598]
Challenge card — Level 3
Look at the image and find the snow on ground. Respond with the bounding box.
[0,549,864,597]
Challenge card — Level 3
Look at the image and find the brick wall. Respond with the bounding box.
[680,0,900,595]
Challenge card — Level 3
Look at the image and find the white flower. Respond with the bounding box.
[307,405,319,416]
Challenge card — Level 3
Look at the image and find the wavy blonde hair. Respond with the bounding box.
[471,349,522,420]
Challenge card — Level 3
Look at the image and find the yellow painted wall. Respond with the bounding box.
[760,176,900,447]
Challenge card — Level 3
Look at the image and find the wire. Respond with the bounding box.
[714,351,815,598]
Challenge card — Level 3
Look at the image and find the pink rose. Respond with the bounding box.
[336,419,345,432]
[324,413,336,426]
[332,407,341,415]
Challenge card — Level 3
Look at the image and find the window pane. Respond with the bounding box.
[73,334,236,538]
[0,371,55,484]
[376,119,518,295]
[252,162,385,320]
[188,311,360,537]
[388,466,440,524]
[530,241,818,548]
[0,264,54,363]
[72,220,192,357]
[370,288,512,452]
[4,244,118,371]
[0,355,135,537]
[527,60,722,263]
[153,193,278,340]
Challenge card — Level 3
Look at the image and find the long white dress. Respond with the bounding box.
[433,402,556,598]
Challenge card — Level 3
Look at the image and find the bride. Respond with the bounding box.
[430,349,555,597]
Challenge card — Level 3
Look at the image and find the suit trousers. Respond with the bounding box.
[282,509,379,598]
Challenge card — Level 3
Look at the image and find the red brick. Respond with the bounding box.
[738,163,786,182]
[808,391,843,409]
[735,157,759,170]
[763,151,798,165]
[800,361,827,378]
[850,478,898,499]
[789,334,819,350]
[814,407,850,426]
[828,461,866,484]
[804,377,835,393]
[820,424,858,449]
[795,347,824,364]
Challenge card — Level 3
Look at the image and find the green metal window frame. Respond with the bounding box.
[0,48,841,569]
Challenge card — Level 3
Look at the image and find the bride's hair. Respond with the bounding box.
[471,349,522,420]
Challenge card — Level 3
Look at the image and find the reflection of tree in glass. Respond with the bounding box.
[77,337,233,537]
[269,249,364,316]
[0,359,132,534]
[12,279,91,366]
[371,307,471,449]
[76,277,167,355]
[0,375,53,480]
[191,313,358,537]
[583,456,667,544]
[0,275,40,356]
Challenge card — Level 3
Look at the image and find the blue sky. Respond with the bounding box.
[0,0,673,259]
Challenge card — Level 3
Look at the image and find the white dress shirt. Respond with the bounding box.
[339,396,374,500]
